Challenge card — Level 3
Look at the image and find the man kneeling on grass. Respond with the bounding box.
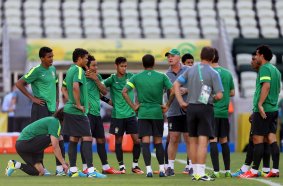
[5,108,68,176]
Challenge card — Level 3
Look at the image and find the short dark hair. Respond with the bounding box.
[53,108,64,123]
[115,57,127,65]
[256,45,273,61]
[72,48,89,62]
[39,47,52,58]
[142,54,155,68]
[181,53,194,63]
[212,48,219,63]
[200,46,215,61]
[86,55,96,67]
[252,51,256,56]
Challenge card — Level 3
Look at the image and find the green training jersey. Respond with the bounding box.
[253,63,281,112]
[213,67,235,118]
[125,70,173,119]
[17,117,61,141]
[87,74,102,116]
[103,73,135,118]
[63,64,89,116]
[22,64,57,112]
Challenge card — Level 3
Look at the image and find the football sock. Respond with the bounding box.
[97,143,108,165]
[80,141,86,164]
[263,142,271,168]
[68,141,78,167]
[221,142,230,171]
[270,142,280,169]
[20,163,39,176]
[155,143,165,165]
[133,143,141,163]
[210,142,219,172]
[252,143,264,170]
[165,142,169,165]
[244,139,254,166]
[81,141,93,168]
[142,143,151,166]
[115,143,124,166]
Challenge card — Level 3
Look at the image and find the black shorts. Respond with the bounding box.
[167,115,188,133]
[214,118,230,138]
[16,135,51,166]
[63,113,92,137]
[30,103,52,122]
[252,111,278,135]
[88,114,105,139]
[186,104,215,139]
[109,116,138,136]
[138,119,164,138]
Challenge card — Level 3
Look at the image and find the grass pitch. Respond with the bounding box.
[0,152,282,186]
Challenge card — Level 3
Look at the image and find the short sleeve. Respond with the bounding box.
[163,74,173,89]
[229,73,235,90]
[73,67,84,84]
[177,69,189,85]
[125,75,135,91]
[259,66,271,83]
[103,75,113,87]
[22,67,39,84]
[212,72,224,93]
[48,118,60,138]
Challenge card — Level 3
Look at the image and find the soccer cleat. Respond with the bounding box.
[153,170,160,174]
[165,167,175,176]
[82,169,88,174]
[264,171,279,178]
[119,167,126,174]
[199,175,215,181]
[231,169,244,177]
[146,172,153,177]
[87,171,107,178]
[192,174,201,181]
[131,166,144,174]
[159,171,167,177]
[102,167,121,174]
[239,170,258,178]
[68,170,87,178]
[258,170,269,177]
[44,168,51,176]
[182,167,193,175]
[210,172,220,178]
[225,172,232,178]
[55,170,66,176]
[5,160,16,176]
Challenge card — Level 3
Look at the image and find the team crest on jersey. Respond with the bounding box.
[115,127,119,134]
[147,72,151,76]
[169,122,172,130]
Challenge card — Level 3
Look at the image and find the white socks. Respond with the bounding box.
[56,165,63,172]
[15,162,21,169]
[146,166,152,174]
[168,160,175,169]
[70,166,78,172]
[82,164,87,171]
[102,164,110,170]
[240,164,249,173]
[159,164,165,172]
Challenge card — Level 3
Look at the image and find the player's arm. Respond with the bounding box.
[122,87,139,112]
[173,81,188,110]
[258,82,270,119]
[230,89,235,97]
[50,136,68,172]
[86,72,108,95]
[56,79,59,109]
[162,88,174,113]
[73,82,85,113]
[16,79,45,105]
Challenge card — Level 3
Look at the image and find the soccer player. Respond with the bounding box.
[81,55,120,174]
[174,46,223,181]
[240,45,280,178]
[165,49,192,176]
[103,57,143,174]
[62,48,106,178]
[181,53,194,66]
[232,52,271,177]
[5,108,68,176]
[122,54,174,177]
[209,49,235,178]
[15,46,63,176]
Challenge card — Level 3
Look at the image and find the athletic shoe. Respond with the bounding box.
[165,167,175,176]
[146,172,153,177]
[102,167,121,174]
[55,170,66,176]
[87,171,107,178]
[239,170,258,178]
[264,172,279,178]
[131,166,144,174]
[258,171,269,177]
[159,171,167,177]
[68,170,87,178]
[182,167,193,175]
[225,172,232,178]
[82,169,88,174]
[44,168,51,176]
[210,172,220,178]
[199,175,215,181]
[192,175,200,181]
[153,170,160,174]
[5,160,16,176]
[231,169,244,177]
[120,167,126,174]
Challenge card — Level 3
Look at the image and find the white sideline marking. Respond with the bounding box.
[151,153,281,186]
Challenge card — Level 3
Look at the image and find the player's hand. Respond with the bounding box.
[74,104,85,113]
[258,105,266,119]
[180,101,188,111]
[180,87,188,95]
[133,104,140,112]
[249,113,254,123]
[86,70,98,80]
[62,163,69,173]
[32,97,45,106]
[161,104,169,113]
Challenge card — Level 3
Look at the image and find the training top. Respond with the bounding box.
[125,70,173,119]
[17,117,60,141]
[253,63,281,112]
[22,64,57,112]
[177,63,223,105]
[63,64,89,116]
[87,74,103,116]
[103,73,135,118]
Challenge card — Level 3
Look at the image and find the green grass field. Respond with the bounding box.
[0,153,282,186]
